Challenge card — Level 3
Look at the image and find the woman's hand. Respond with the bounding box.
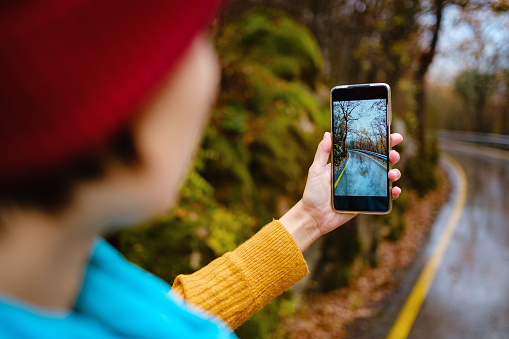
[280,132,403,251]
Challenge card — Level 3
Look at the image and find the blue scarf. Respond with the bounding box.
[0,239,236,338]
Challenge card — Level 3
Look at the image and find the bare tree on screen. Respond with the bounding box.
[333,100,366,161]
[370,99,387,155]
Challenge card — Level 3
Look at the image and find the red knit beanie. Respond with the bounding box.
[0,0,222,183]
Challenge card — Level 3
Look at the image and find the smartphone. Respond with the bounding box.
[331,83,392,214]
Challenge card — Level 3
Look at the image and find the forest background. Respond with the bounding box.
[108,0,509,337]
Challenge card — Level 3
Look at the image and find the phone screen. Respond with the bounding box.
[331,84,391,213]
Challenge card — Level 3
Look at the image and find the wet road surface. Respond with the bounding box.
[370,140,509,339]
[334,150,387,196]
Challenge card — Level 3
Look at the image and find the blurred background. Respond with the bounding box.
[108,0,509,337]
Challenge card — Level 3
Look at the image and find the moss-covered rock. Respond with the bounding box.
[218,9,323,89]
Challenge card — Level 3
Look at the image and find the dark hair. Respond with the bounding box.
[0,125,141,213]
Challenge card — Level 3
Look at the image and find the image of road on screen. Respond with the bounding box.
[333,99,388,197]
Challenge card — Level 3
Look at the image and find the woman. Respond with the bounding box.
[0,0,402,337]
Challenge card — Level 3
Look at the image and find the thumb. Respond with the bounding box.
[311,132,331,170]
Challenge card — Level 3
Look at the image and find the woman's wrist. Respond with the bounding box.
[279,200,321,252]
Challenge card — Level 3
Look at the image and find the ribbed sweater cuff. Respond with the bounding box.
[171,220,309,329]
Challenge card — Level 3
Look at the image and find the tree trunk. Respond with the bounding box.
[415,0,445,154]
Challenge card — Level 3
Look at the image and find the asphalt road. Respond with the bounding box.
[334,150,387,196]
[369,140,509,339]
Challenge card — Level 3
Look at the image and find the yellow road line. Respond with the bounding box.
[386,154,468,339]
[334,155,350,189]
[357,151,387,169]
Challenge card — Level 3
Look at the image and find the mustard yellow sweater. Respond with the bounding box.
[171,220,309,330]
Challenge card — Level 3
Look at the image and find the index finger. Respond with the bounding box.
[390,133,403,147]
